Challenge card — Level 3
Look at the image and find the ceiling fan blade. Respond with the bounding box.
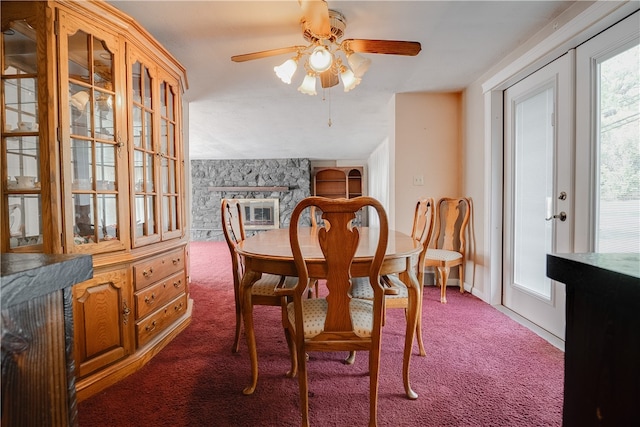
[342,39,422,56]
[231,46,306,63]
[299,0,331,38]
[320,69,339,89]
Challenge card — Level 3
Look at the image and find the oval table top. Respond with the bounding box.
[237,227,421,262]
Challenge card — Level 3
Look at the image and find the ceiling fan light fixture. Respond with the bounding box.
[308,45,333,73]
[231,5,421,98]
[298,73,317,96]
[340,67,360,92]
[274,58,298,84]
[347,52,371,78]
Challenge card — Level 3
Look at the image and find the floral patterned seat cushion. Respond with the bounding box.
[350,276,407,300]
[251,274,296,296]
[286,297,375,338]
[425,248,462,261]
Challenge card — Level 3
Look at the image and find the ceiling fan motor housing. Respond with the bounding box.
[302,9,346,43]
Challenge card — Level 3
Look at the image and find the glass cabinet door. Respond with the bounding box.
[58,11,126,253]
[1,20,43,251]
[129,49,183,247]
[130,53,160,247]
[159,75,182,240]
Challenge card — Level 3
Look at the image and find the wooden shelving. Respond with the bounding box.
[313,167,363,199]
[313,167,366,224]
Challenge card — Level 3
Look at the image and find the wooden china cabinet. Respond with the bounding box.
[313,166,367,224]
[1,0,191,402]
[313,166,364,199]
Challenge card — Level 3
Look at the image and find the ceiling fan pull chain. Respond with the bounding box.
[325,88,332,127]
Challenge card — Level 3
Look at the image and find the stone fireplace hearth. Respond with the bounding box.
[190,159,311,241]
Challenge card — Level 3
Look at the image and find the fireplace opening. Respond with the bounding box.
[237,198,279,230]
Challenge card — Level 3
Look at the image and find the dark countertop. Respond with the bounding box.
[547,252,640,426]
[1,253,93,309]
[547,252,639,289]
[548,252,639,277]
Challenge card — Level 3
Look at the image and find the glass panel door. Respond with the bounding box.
[513,86,555,300]
[159,77,181,240]
[503,54,572,340]
[2,20,43,251]
[131,56,159,246]
[129,47,183,247]
[575,11,640,254]
[595,44,639,252]
[58,10,125,253]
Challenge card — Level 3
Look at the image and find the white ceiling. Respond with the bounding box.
[108,0,576,160]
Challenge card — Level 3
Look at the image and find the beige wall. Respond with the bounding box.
[393,92,462,234]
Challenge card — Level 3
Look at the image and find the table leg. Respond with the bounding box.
[241,269,262,395]
[400,263,419,400]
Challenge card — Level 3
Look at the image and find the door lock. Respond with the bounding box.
[546,211,567,221]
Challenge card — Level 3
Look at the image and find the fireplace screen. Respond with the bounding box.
[238,198,279,230]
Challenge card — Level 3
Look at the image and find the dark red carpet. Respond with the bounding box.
[78,241,564,426]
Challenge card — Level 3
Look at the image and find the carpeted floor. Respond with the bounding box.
[78,241,564,426]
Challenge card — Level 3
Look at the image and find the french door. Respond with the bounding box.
[503,54,572,340]
[502,11,639,340]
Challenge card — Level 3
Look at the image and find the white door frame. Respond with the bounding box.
[481,1,638,306]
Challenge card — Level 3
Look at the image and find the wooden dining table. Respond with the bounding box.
[236,226,423,399]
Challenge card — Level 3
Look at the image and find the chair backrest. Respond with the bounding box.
[412,197,436,278]
[221,198,246,288]
[411,197,435,247]
[433,197,470,255]
[289,196,389,338]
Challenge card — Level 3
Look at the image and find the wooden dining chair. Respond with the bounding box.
[277,196,389,427]
[350,197,435,359]
[220,199,297,386]
[424,197,471,303]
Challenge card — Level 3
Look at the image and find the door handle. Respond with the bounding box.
[545,212,567,221]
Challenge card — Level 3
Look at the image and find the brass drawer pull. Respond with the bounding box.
[173,279,182,289]
[172,257,180,265]
[174,302,184,312]
[144,293,156,305]
[145,320,157,332]
[142,267,153,278]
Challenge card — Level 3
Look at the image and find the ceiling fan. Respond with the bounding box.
[230,0,421,95]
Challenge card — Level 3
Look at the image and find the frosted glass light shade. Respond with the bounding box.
[308,46,333,73]
[274,58,298,84]
[340,68,361,92]
[298,74,317,96]
[347,52,371,78]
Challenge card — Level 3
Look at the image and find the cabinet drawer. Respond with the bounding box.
[134,271,186,319]
[133,248,185,291]
[136,294,188,347]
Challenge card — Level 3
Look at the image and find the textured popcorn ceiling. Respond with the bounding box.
[108,0,576,160]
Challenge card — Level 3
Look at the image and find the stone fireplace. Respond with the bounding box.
[190,158,311,241]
